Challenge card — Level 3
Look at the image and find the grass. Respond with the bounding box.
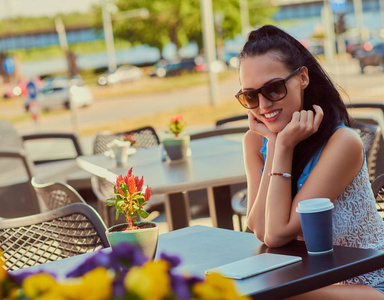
[79,95,246,137]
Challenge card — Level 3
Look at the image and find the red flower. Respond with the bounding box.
[116,175,124,195]
[144,185,151,201]
[135,176,144,192]
[171,114,184,124]
[127,167,133,177]
[128,175,136,194]
[111,168,152,229]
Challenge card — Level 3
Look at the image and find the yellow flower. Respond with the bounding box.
[58,267,113,300]
[0,256,7,298]
[125,260,171,300]
[192,273,250,300]
[22,273,58,298]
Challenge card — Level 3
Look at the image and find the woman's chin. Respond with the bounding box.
[266,124,284,133]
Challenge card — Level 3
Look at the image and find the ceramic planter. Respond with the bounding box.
[106,221,159,259]
[162,135,190,161]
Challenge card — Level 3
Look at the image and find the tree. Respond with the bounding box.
[110,0,275,57]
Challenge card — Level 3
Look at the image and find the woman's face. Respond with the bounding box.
[239,53,308,133]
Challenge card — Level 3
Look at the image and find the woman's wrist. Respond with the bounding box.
[275,135,296,152]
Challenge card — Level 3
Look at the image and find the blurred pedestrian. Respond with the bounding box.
[26,79,40,124]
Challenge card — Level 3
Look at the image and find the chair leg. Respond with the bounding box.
[237,213,243,232]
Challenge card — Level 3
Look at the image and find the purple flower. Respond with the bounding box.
[169,273,191,300]
[66,251,113,278]
[66,242,147,278]
[8,269,57,286]
[185,275,204,286]
[112,274,127,297]
[159,252,181,269]
[110,242,148,269]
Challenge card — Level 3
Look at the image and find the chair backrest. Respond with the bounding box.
[93,126,160,154]
[0,203,109,271]
[190,127,248,140]
[31,177,87,211]
[22,132,83,165]
[351,120,382,182]
[371,174,384,221]
[0,149,41,218]
[215,114,248,127]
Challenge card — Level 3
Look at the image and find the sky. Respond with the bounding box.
[0,0,99,20]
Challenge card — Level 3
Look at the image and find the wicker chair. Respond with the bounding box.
[91,126,161,227]
[31,177,87,211]
[0,122,86,218]
[351,120,382,182]
[0,203,108,271]
[0,148,40,218]
[93,126,160,155]
[371,174,384,221]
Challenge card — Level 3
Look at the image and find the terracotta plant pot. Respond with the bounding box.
[162,135,190,161]
[105,221,159,259]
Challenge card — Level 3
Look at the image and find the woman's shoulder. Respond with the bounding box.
[332,125,362,143]
[243,130,265,155]
[325,125,363,157]
[243,130,264,146]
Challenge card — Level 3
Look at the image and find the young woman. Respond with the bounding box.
[239,25,384,299]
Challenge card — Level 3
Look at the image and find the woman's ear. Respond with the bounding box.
[300,66,309,89]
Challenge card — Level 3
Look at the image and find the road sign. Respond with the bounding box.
[330,0,347,13]
[2,56,15,75]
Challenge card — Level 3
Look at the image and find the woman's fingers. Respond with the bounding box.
[247,110,273,138]
[306,110,314,127]
[313,105,324,129]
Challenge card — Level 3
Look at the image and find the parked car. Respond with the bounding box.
[97,65,143,86]
[25,76,93,111]
[356,43,384,73]
[152,57,204,78]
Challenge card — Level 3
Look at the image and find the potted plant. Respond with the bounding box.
[162,114,190,161]
[124,133,137,148]
[105,167,159,258]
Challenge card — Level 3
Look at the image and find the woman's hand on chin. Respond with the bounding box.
[248,110,275,140]
[277,105,324,148]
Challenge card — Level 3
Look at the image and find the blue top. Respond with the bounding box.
[260,124,346,191]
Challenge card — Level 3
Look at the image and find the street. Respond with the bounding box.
[6,56,384,140]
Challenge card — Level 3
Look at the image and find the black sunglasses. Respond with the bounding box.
[235,66,303,109]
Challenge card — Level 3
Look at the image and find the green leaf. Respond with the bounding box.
[137,209,149,219]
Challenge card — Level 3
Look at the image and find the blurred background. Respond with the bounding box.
[1,0,384,138]
[3,0,384,230]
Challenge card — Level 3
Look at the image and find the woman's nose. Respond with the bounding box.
[258,94,273,110]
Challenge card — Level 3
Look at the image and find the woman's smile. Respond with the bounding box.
[261,109,281,122]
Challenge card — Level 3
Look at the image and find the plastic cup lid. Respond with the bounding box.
[296,198,334,213]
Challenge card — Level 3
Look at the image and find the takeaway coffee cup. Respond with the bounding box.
[296,198,334,254]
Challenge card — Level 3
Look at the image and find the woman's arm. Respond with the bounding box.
[263,126,364,247]
[246,106,323,242]
[243,130,274,241]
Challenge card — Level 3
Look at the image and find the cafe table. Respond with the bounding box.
[10,225,384,299]
[76,134,247,231]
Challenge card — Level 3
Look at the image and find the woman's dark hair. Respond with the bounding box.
[240,25,351,197]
